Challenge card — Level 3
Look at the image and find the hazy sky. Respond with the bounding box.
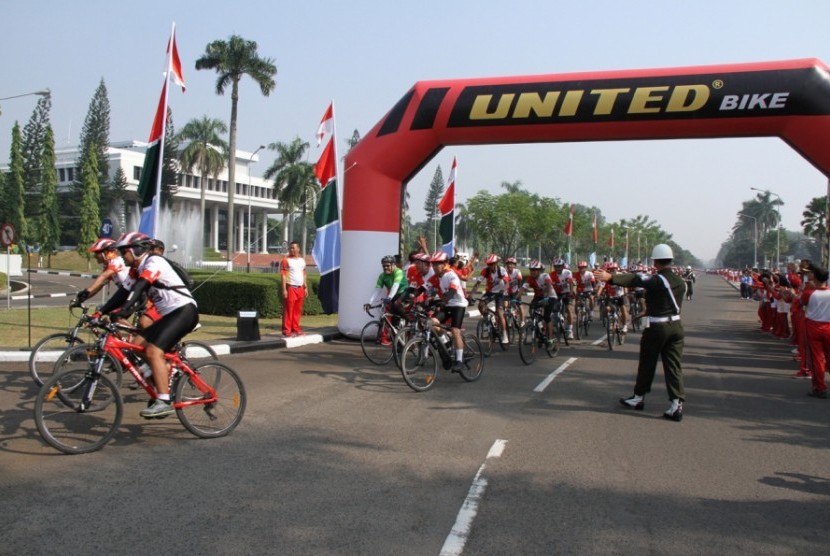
[2,0,830,262]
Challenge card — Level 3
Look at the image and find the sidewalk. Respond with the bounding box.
[0,326,345,363]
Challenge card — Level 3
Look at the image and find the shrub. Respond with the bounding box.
[191,272,327,317]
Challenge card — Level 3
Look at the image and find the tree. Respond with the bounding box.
[263,137,314,252]
[110,166,128,235]
[77,143,100,264]
[78,79,112,203]
[161,108,180,207]
[424,166,444,251]
[175,115,228,247]
[5,123,28,246]
[195,35,277,259]
[802,196,828,267]
[38,126,60,265]
[346,129,361,151]
[21,95,51,225]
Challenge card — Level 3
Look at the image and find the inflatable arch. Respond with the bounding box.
[340,58,830,335]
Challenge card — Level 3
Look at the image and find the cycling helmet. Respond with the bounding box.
[505,256,517,264]
[88,238,116,253]
[430,250,448,263]
[114,231,152,257]
[381,255,395,265]
[606,262,619,271]
[528,259,544,270]
[485,253,500,265]
[552,258,565,266]
[577,260,588,268]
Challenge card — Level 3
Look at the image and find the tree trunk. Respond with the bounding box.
[226,80,239,269]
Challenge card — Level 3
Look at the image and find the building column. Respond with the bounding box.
[211,205,219,252]
[260,211,269,254]
[237,208,246,254]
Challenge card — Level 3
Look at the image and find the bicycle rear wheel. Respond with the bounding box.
[51,345,123,390]
[29,333,86,387]
[606,314,615,350]
[459,334,484,382]
[518,321,538,365]
[176,362,246,438]
[476,318,495,357]
[178,340,219,363]
[360,320,395,365]
[400,337,438,392]
[34,368,123,454]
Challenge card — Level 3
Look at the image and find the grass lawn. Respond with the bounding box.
[0,307,338,350]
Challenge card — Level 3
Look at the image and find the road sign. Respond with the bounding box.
[0,223,14,247]
[100,218,113,238]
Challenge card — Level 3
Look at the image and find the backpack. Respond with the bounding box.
[146,254,194,296]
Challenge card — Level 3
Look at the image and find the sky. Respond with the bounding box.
[2,0,830,263]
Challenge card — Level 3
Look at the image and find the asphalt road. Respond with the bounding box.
[2,274,829,555]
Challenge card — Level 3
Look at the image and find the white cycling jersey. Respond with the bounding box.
[135,255,196,316]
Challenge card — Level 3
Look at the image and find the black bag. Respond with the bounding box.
[147,254,194,296]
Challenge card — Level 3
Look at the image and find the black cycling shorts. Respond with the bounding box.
[435,306,466,330]
[138,303,199,352]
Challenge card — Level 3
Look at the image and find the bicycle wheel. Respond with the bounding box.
[178,340,219,363]
[360,320,394,365]
[616,323,625,346]
[581,309,591,338]
[606,314,615,351]
[556,315,570,347]
[393,325,417,370]
[51,345,123,390]
[518,321,538,365]
[476,319,494,357]
[34,368,123,454]
[459,334,484,382]
[176,362,246,438]
[400,337,438,392]
[30,333,87,387]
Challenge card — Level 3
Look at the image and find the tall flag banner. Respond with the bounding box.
[589,212,598,267]
[621,228,630,267]
[138,23,185,238]
[438,157,456,256]
[592,212,598,244]
[312,102,341,314]
[608,224,615,249]
[564,204,574,236]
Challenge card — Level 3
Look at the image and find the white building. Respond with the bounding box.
[54,140,280,255]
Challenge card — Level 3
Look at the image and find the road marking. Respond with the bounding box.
[591,336,606,346]
[440,439,507,556]
[533,357,578,392]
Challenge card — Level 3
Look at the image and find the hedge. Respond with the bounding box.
[190,272,325,317]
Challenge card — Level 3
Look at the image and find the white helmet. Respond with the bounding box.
[651,243,674,260]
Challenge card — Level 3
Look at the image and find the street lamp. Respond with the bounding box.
[738,213,758,268]
[750,187,783,269]
[246,145,265,273]
[0,89,50,116]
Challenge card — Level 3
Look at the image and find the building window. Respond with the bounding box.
[59,168,65,182]
[134,166,141,180]
[67,167,74,181]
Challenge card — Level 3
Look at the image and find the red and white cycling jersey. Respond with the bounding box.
[550,269,574,295]
[599,281,626,299]
[135,255,196,316]
[106,256,134,289]
[475,266,509,294]
[406,264,435,290]
[436,269,468,308]
[522,273,555,298]
[577,270,595,293]
[506,267,523,294]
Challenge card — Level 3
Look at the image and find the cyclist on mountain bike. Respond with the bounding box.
[551,258,576,340]
[72,238,131,306]
[520,259,558,347]
[505,256,525,320]
[470,253,510,344]
[429,250,469,372]
[111,231,199,418]
[403,252,435,306]
[596,262,629,333]
[575,260,596,314]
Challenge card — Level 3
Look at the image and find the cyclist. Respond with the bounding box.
[453,252,476,295]
[575,260,596,315]
[551,258,576,339]
[682,266,696,301]
[470,253,509,344]
[428,250,469,372]
[364,255,409,343]
[520,259,557,347]
[111,231,199,419]
[596,262,629,334]
[403,252,434,305]
[505,256,524,320]
[72,238,132,307]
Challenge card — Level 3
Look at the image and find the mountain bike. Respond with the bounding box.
[29,304,102,387]
[551,298,570,347]
[628,290,645,332]
[518,300,559,365]
[34,318,246,455]
[474,296,512,355]
[360,304,408,366]
[574,292,592,340]
[399,310,483,392]
[600,297,625,350]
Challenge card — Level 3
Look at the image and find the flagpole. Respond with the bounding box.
[151,21,175,240]
[330,100,343,218]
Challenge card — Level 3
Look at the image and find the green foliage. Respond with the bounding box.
[37,126,60,257]
[21,95,51,224]
[191,272,324,317]
[77,145,100,259]
[423,166,444,250]
[161,108,180,206]
[5,123,28,245]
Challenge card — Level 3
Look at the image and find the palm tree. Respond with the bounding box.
[175,116,228,249]
[195,35,276,261]
[801,196,828,267]
[263,137,315,252]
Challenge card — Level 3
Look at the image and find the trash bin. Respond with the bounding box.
[236,310,260,341]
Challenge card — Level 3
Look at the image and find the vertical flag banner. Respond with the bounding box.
[564,204,574,236]
[438,157,456,256]
[312,102,341,314]
[621,228,630,268]
[138,23,185,237]
[608,224,615,253]
[589,212,598,267]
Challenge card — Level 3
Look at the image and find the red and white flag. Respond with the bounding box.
[317,102,334,146]
[564,204,574,237]
[608,225,615,248]
[167,23,186,93]
[592,212,598,244]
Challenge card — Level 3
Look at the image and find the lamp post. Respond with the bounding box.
[750,187,782,270]
[246,145,265,273]
[738,213,758,268]
[0,89,50,116]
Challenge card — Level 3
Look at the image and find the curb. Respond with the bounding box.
[0,327,345,363]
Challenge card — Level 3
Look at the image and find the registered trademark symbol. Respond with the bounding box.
[712,79,724,89]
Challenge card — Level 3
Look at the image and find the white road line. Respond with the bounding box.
[533,357,578,392]
[591,336,606,346]
[440,439,508,556]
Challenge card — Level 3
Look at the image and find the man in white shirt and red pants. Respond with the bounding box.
[280,241,307,337]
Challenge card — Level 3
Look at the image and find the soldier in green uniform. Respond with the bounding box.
[593,244,687,421]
